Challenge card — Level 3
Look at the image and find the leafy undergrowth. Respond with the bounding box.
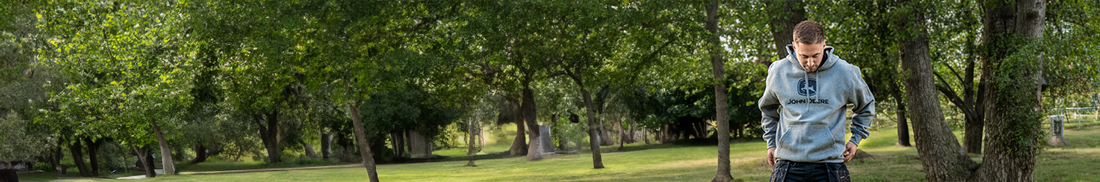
[23,126,1100,182]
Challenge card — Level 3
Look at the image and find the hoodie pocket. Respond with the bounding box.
[775,121,833,161]
[832,134,845,160]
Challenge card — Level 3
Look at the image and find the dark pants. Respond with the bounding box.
[770,160,850,182]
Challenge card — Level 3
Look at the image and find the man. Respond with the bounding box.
[759,20,875,182]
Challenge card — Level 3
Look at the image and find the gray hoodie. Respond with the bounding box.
[759,45,875,163]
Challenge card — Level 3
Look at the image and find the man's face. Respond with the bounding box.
[793,42,826,72]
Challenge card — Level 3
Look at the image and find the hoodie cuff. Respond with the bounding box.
[849,136,864,146]
[767,138,777,149]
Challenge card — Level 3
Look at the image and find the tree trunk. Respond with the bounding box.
[579,88,605,169]
[889,82,912,147]
[962,112,983,153]
[973,0,1046,181]
[509,121,527,155]
[51,144,63,175]
[466,117,479,167]
[617,119,625,151]
[895,2,977,180]
[151,120,176,175]
[401,131,410,157]
[706,0,733,181]
[304,144,318,158]
[0,164,16,182]
[132,146,155,178]
[346,102,380,182]
[84,138,100,176]
[388,133,399,157]
[627,120,636,144]
[599,127,614,146]
[963,28,985,154]
[192,143,209,164]
[521,87,543,160]
[257,110,282,163]
[321,134,333,159]
[69,139,90,177]
[765,0,806,60]
[407,130,432,158]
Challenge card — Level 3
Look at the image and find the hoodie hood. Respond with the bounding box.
[785,44,839,72]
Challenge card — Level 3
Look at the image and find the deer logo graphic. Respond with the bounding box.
[797,79,817,96]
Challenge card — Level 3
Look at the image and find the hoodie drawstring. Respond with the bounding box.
[804,69,810,114]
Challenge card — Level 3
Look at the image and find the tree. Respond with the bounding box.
[289,1,468,180]
[764,0,807,62]
[972,0,1048,181]
[459,1,575,160]
[0,0,55,166]
[37,1,196,176]
[893,1,977,181]
[705,0,734,181]
[0,113,55,164]
[924,0,985,154]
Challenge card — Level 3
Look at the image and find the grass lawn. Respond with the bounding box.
[433,144,514,157]
[19,125,1100,182]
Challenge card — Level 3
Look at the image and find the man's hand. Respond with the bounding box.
[766,147,777,168]
[843,142,858,163]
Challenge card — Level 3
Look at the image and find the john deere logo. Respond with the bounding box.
[798,78,817,96]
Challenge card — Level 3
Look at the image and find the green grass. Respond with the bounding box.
[433,144,514,157]
[19,125,1100,182]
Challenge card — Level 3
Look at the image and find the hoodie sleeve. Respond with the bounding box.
[760,69,781,149]
[848,67,875,146]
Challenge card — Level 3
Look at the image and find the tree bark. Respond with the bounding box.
[521,86,543,160]
[765,0,806,60]
[963,29,985,154]
[256,110,282,163]
[84,138,101,176]
[51,144,63,174]
[192,143,209,164]
[132,146,155,178]
[69,139,90,177]
[321,133,333,159]
[617,119,625,151]
[962,108,984,154]
[346,102,380,182]
[151,120,176,175]
[706,0,733,181]
[973,0,1046,181]
[627,120,635,144]
[304,144,318,158]
[509,100,527,155]
[466,117,479,167]
[896,1,978,181]
[599,127,614,146]
[407,130,432,158]
[388,133,398,157]
[579,88,605,169]
[889,82,912,147]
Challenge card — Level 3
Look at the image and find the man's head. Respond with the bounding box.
[792,20,826,72]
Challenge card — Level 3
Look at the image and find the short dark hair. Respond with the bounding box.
[793,20,824,44]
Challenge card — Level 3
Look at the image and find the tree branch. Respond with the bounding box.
[934,72,975,116]
[626,36,677,84]
[942,62,965,83]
